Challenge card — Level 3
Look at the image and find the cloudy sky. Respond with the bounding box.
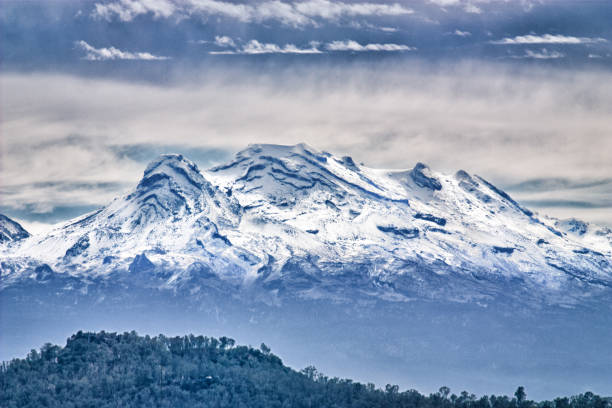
[1,0,612,233]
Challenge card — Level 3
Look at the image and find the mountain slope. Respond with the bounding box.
[1,144,612,305]
[3,145,612,398]
[0,214,30,244]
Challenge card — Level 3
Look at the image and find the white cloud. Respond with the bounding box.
[294,0,412,19]
[208,38,413,54]
[214,35,236,48]
[428,0,461,5]
[76,40,170,60]
[523,49,565,59]
[243,40,322,54]
[463,3,481,13]
[92,0,413,26]
[428,0,483,14]
[492,34,608,45]
[428,0,542,13]
[326,40,415,52]
[453,29,471,37]
[210,39,322,54]
[347,21,399,32]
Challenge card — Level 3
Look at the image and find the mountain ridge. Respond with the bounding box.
[2,143,612,306]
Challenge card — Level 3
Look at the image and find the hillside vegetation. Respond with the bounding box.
[1,331,609,408]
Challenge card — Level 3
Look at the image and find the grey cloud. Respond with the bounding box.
[92,0,413,27]
[506,178,612,193]
[0,204,103,224]
[109,143,231,166]
[520,200,612,209]
[522,49,565,59]
[3,181,130,193]
[0,135,231,219]
[2,62,612,226]
[507,177,612,226]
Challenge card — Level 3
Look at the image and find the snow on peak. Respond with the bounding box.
[208,143,410,207]
[123,153,220,220]
[2,143,612,306]
[139,154,207,192]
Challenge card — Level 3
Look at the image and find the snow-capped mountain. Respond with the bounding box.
[4,144,612,396]
[2,143,612,306]
[0,214,30,244]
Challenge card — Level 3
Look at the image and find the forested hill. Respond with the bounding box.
[0,331,609,408]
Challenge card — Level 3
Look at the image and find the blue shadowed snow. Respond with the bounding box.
[477,176,533,217]
[64,236,90,259]
[129,254,155,273]
[414,213,447,226]
[377,225,420,239]
[492,246,515,255]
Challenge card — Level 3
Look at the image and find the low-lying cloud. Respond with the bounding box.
[2,62,612,226]
[523,49,565,59]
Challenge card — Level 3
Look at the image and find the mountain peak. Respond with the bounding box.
[233,143,330,162]
[410,162,442,190]
[209,142,395,204]
[139,154,206,191]
[114,153,217,225]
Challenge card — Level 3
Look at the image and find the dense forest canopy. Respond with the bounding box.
[1,331,609,408]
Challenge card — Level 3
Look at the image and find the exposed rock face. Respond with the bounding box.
[0,214,30,244]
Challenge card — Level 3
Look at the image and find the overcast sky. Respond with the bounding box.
[1,0,612,233]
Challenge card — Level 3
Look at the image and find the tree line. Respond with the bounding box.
[0,331,609,408]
